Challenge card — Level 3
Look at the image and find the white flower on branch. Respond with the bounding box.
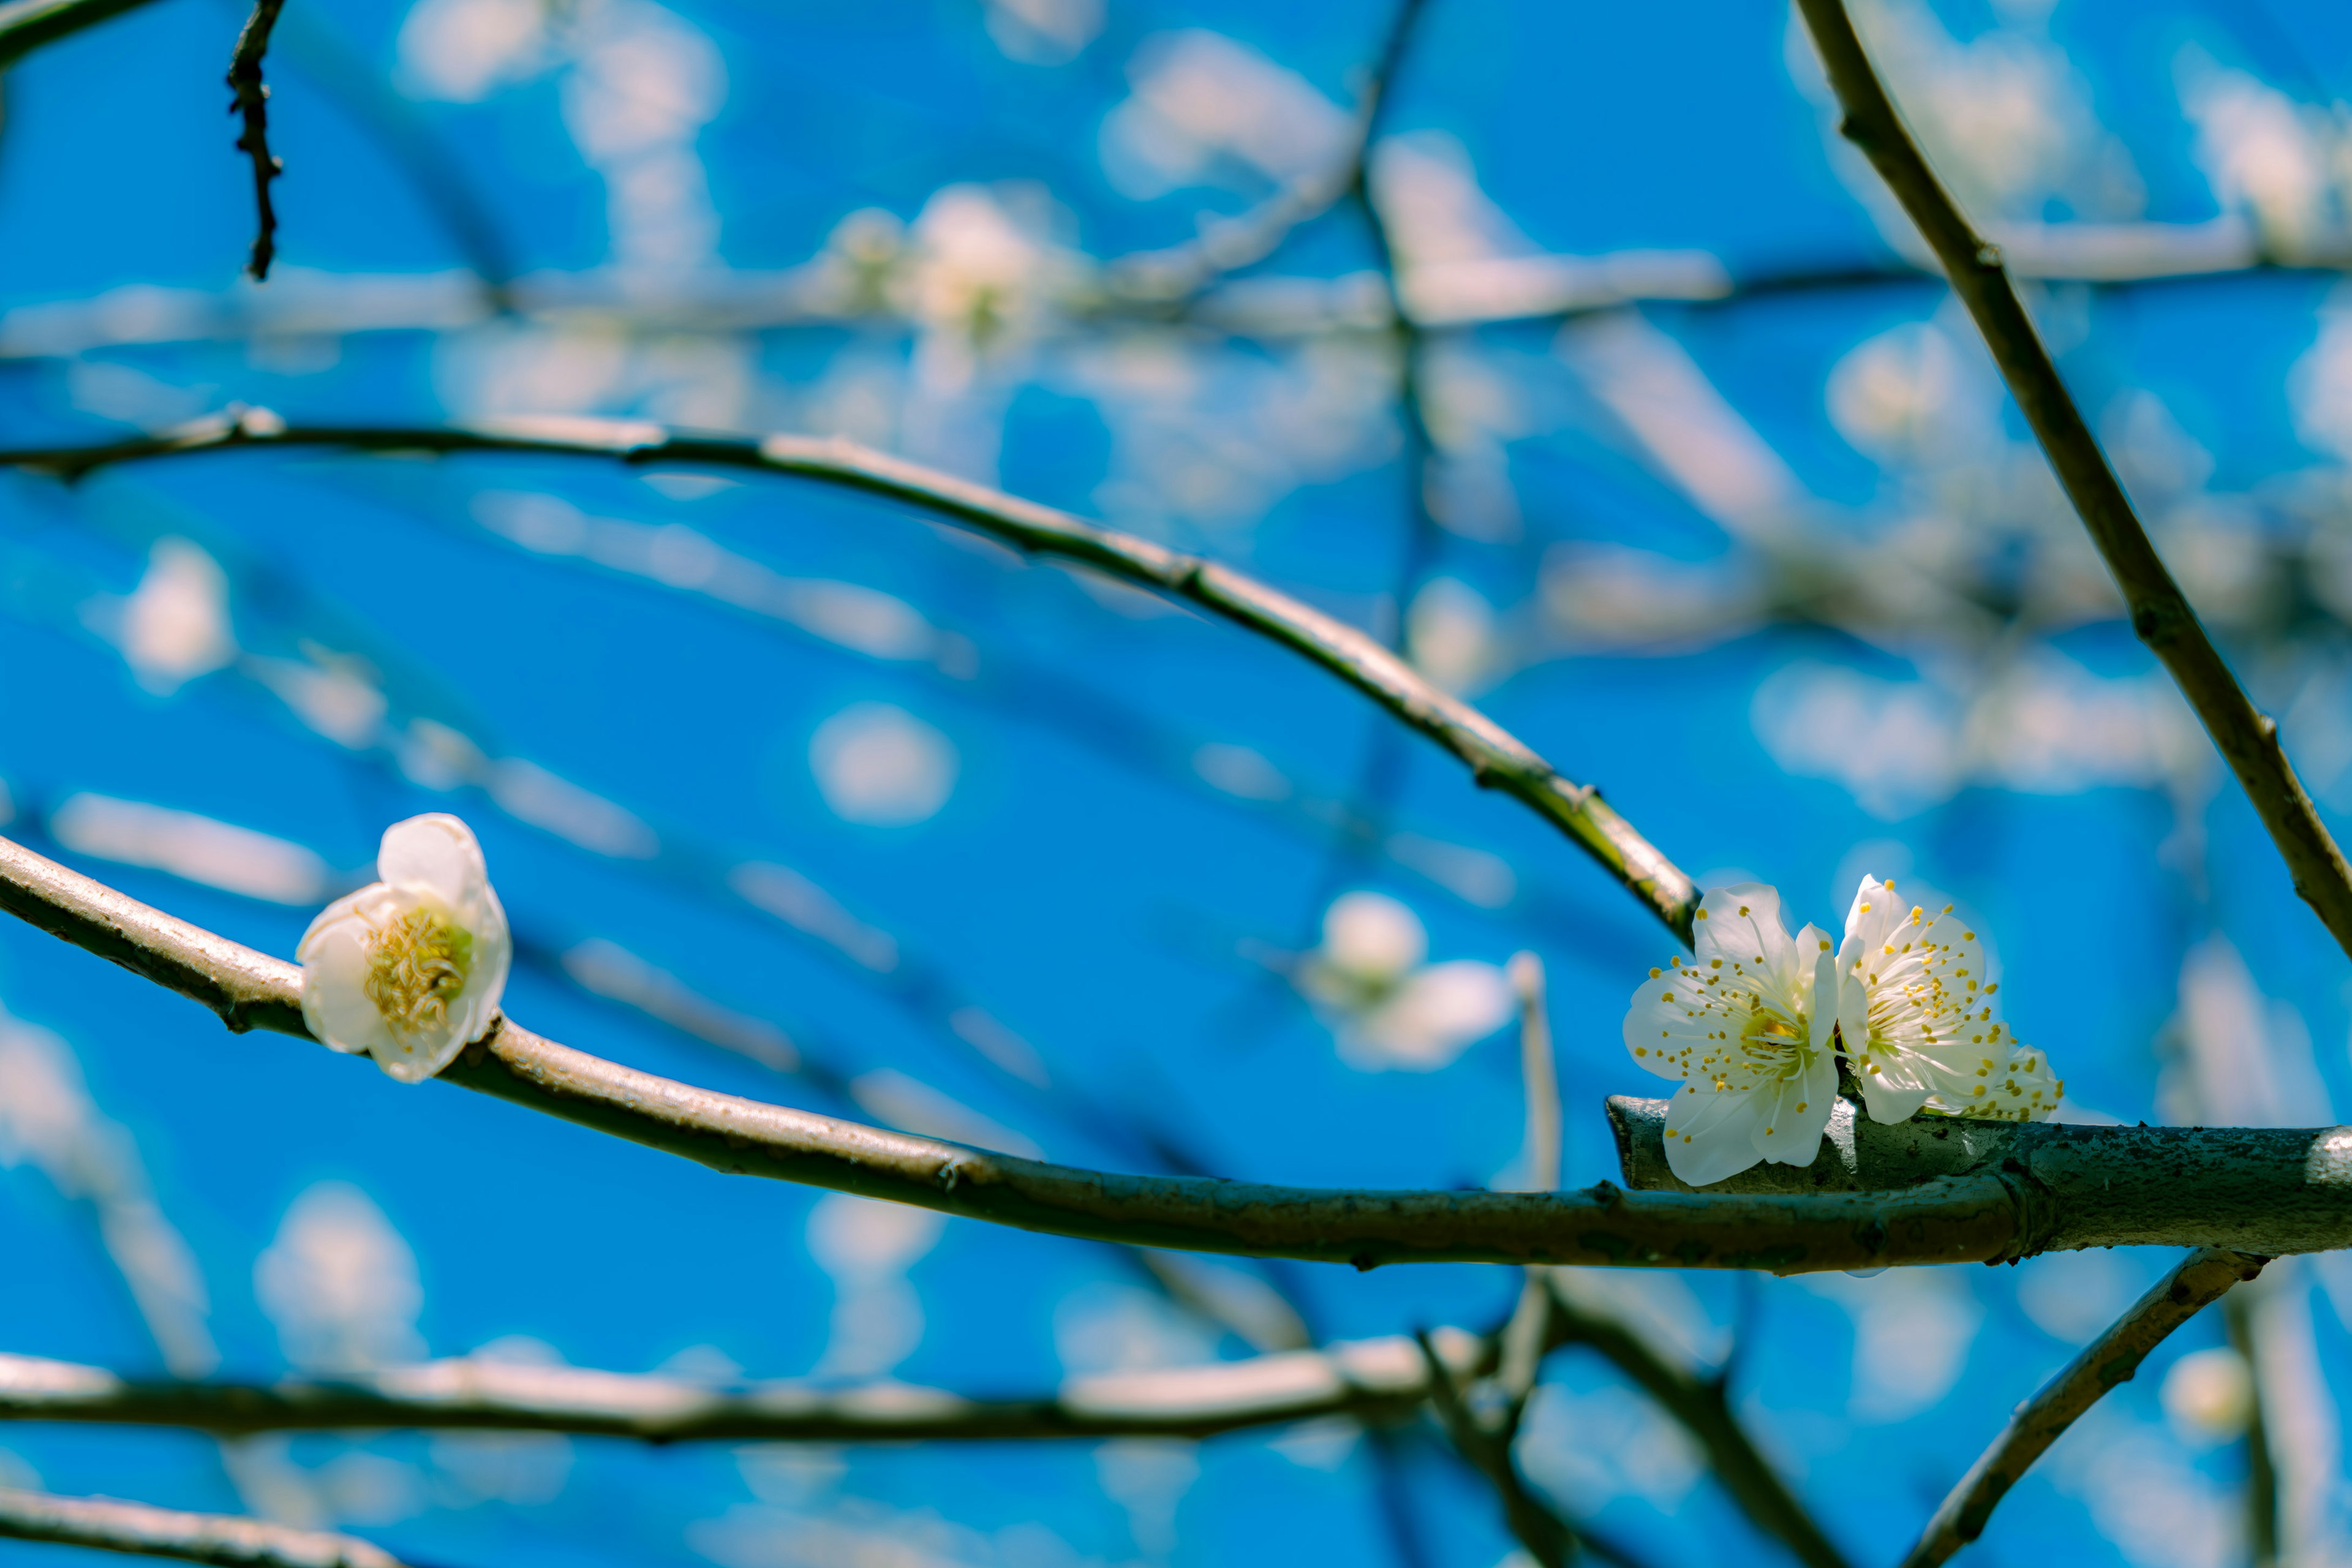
[1832,875,2061,1124]
[1623,884,1839,1186]
[296,815,511,1083]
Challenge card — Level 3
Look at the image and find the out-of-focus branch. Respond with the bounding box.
[0,413,1699,942]
[1794,0,2352,964]
[1494,953,1560,1407]
[1545,1277,1849,1568]
[225,0,287,281]
[1413,1332,1581,1568]
[0,0,161,67]
[0,1336,1489,1443]
[0,1483,410,1567]
[1896,1248,2266,1568]
[1099,0,1431,306]
[2222,1293,2280,1568]
[0,830,2162,1273]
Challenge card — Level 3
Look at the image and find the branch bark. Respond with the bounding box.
[1896,1248,2266,1568]
[0,1484,411,1568]
[1,833,2346,1270]
[225,0,288,281]
[0,1335,1483,1444]
[0,0,161,67]
[0,413,1698,944]
[1792,0,2352,963]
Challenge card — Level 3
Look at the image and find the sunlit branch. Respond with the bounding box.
[7,833,2350,1270]
[0,413,1700,942]
[1896,1248,2265,1568]
[1544,1278,1850,1568]
[1793,0,2352,965]
[225,0,287,281]
[0,0,160,68]
[1098,0,1431,307]
[0,1483,411,1568]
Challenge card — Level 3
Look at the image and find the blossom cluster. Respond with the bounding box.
[1624,877,2061,1186]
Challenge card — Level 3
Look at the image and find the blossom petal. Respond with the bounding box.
[1694,884,1793,981]
[1624,960,1746,1084]
[1749,1047,1837,1167]
[378,813,488,909]
[1662,1079,1770,1186]
[296,889,398,1056]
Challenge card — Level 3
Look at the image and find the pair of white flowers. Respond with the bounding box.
[1624,878,2062,1186]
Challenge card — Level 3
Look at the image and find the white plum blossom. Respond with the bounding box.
[298,814,511,1083]
[1833,875,2061,1124]
[1623,884,1839,1186]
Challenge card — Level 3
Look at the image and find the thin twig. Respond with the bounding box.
[1412,1332,1578,1568]
[0,0,162,67]
[0,413,1699,941]
[0,1336,1485,1443]
[1792,0,2352,963]
[1098,0,1431,306]
[0,829,2208,1272]
[0,1483,411,1567]
[1545,1277,1850,1568]
[1897,1248,2266,1568]
[1494,954,1561,1409]
[226,0,288,280]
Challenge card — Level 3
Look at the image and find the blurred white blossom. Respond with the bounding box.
[1297,892,1512,1071]
[256,1182,426,1373]
[809,703,959,827]
[86,538,236,695]
[806,1194,945,1380]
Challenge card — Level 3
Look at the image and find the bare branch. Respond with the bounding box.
[1898,1248,2266,1568]
[0,0,162,69]
[1098,0,1431,306]
[0,413,1698,942]
[0,1483,411,1568]
[1412,1332,1578,1568]
[0,1335,1488,1444]
[1545,1277,1850,1568]
[1792,0,2352,963]
[225,0,287,281]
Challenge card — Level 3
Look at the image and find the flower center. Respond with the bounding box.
[364,903,472,1039]
[1738,1000,1808,1076]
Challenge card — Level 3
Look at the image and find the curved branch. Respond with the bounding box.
[0,0,160,68]
[0,1335,1483,1444]
[3,833,2350,1270]
[1793,0,2352,963]
[0,413,1697,942]
[0,1484,411,1568]
[1897,1248,2265,1568]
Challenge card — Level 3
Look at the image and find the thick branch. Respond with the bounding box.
[0,1484,409,1568]
[1793,0,2352,963]
[1546,1280,1849,1568]
[226,0,288,281]
[1607,1095,2352,1258]
[1897,1248,2265,1568]
[0,1335,1482,1444]
[0,835,2344,1271]
[0,0,160,67]
[0,413,1697,941]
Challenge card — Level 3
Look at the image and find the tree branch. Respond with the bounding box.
[0,1335,1489,1444]
[225,0,288,281]
[2,832,2346,1270]
[0,1483,412,1568]
[1896,1248,2266,1568]
[1412,1332,1580,1568]
[1544,1277,1849,1568]
[1792,0,2352,963]
[0,413,1698,943]
[0,0,161,68]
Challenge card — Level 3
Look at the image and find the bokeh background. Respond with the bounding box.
[2,0,2351,1562]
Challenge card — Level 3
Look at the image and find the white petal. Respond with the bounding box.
[1858,1077,1934,1124]
[1750,1049,1837,1167]
[368,1017,469,1084]
[1694,884,1793,982]
[1624,962,1746,1084]
[1662,1080,1769,1186]
[378,813,488,908]
[296,888,399,1055]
